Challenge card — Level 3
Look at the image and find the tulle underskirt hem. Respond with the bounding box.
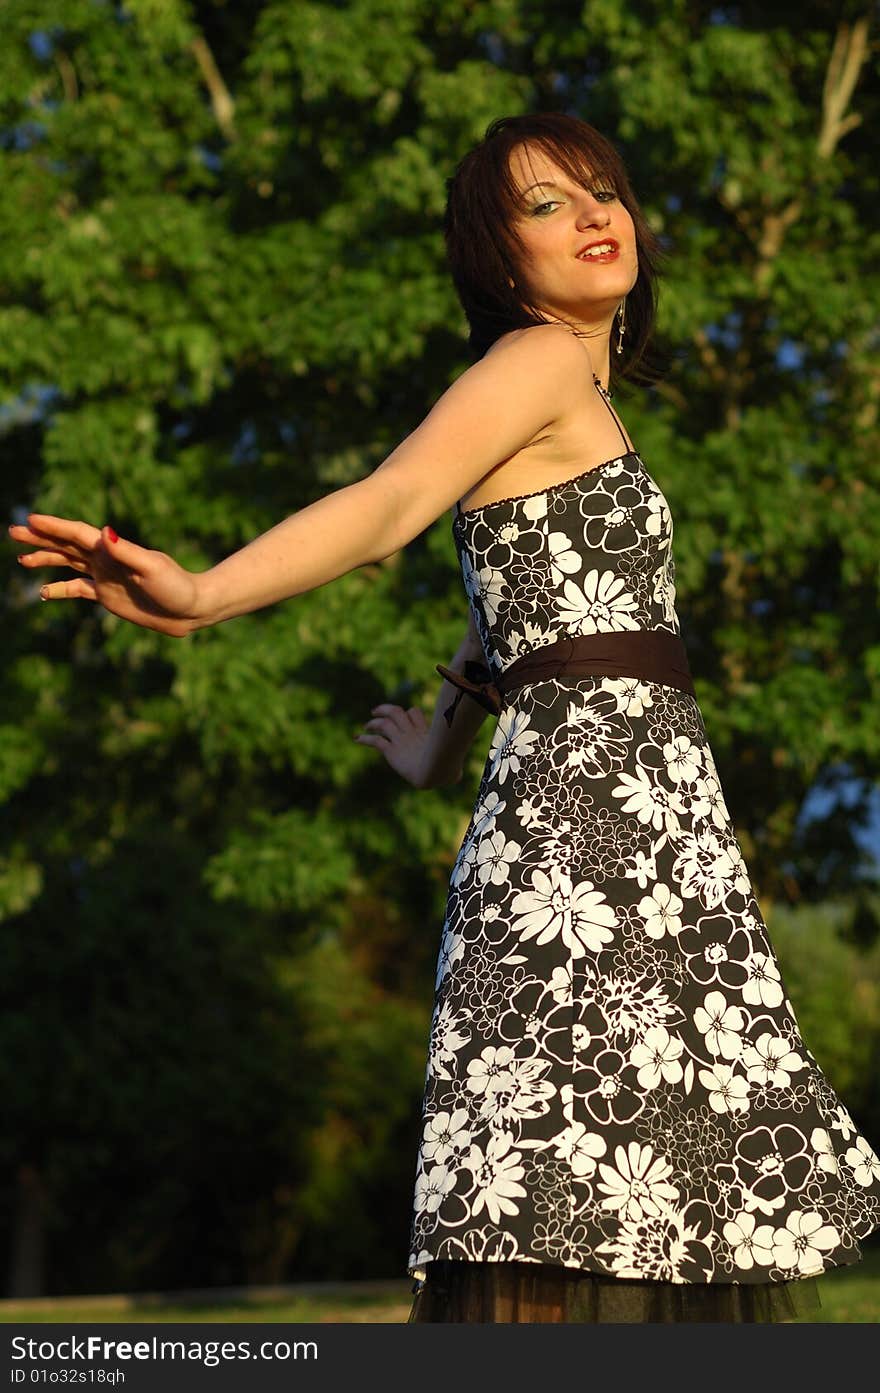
[407,1258,824,1323]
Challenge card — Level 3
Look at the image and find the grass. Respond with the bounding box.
[1,1248,877,1323]
[792,1244,880,1323]
[0,1280,413,1325]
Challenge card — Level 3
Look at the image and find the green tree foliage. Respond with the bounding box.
[768,896,880,1137]
[0,0,877,1292]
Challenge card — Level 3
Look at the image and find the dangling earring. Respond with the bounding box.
[615,296,626,355]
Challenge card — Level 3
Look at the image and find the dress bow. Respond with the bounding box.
[435,659,504,726]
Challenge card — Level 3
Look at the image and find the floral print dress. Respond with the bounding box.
[406,378,880,1321]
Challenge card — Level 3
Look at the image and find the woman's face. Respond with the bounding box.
[506,143,638,329]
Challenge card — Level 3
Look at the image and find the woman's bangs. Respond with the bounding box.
[518,134,621,200]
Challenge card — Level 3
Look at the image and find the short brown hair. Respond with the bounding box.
[443,112,669,389]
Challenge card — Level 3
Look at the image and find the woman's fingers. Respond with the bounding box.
[355,703,422,745]
[359,702,423,735]
[17,549,88,570]
[97,528,152,580]
[353,703,429,789]
[368,703,411,732]
[10,514,102,552]
[39,577,98,602]
[9,514,199,635]
[23,513,100,544]
[9,519,101,574]
[359,712,394,743]
[10,516,153,586]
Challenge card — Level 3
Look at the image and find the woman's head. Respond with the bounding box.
[443,113,668,386]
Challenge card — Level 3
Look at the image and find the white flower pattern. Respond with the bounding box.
[408,452,880,1288]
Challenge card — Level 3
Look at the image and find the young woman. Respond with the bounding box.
[10,113,880,1323]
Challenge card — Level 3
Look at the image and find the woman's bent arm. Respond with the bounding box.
[420,626,489,789]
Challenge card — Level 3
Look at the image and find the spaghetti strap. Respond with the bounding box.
[592,372,632,452]
[562,324,634,454]
[455,330,633,514]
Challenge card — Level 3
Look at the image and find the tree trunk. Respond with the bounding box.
[7,1163,47,1298]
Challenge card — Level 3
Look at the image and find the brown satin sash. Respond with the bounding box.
[436,629,695,726]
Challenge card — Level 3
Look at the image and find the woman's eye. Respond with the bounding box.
[529,190,616,216]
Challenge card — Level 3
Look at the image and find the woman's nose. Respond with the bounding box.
[575,198,612,228]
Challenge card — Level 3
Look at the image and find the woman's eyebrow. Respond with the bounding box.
[518,177,601,198]
[519,181,566,195]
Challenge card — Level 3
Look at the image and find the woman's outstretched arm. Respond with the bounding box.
[9,324,589,634]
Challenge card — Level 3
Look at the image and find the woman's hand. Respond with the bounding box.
[354,703,444,789]
[8,514,204,637]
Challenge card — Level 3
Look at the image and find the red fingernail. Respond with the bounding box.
[106,526,118,543]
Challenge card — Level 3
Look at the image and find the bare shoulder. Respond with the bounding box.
[369,323,595,550]
[485,322,594,376]
[449,322,593,420]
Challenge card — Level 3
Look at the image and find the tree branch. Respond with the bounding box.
[753,17,870,290]
[691,326,727,389]
[54,50,78,103]
[190,34,237,142]
[818,17,869,158]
